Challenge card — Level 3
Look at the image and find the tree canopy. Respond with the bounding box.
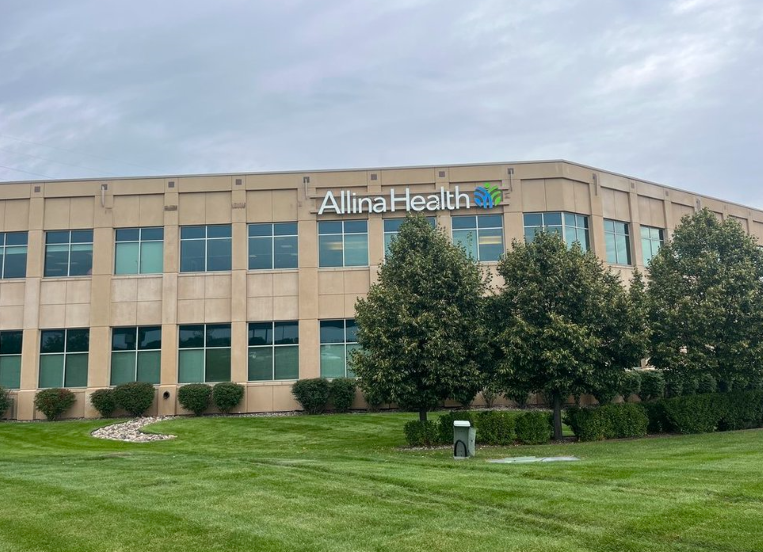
[491,231,647,439]
[350,215,489,422]
[647,209,763,391]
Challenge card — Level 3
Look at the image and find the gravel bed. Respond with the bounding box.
[91,417,177,443]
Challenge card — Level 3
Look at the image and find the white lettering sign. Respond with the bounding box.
[318,187,472,215]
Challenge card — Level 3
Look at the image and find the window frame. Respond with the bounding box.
[0,232,28,279]
[247,222,299,270]
[43,230,94,278]
[114,227,164,275]
[38,328,90,388]
[110,326,162,385]
[640,225,665,266]
[318,220,369,268]
[319,319,358,378]
[0,330,23,389]
[179,225,232,273]
[247,321,299,381]
[523,212,590,252]
[451,214,505,262]
[177,323,232,383]
[604,219,632,265]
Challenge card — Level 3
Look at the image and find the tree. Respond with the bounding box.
[647,209,763,390]
[491,231,648,440]
[351,215,489,422]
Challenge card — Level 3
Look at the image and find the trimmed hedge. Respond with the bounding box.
[404,420,440,446]
[34,388,76,421]
[718,390,763,430]
[515,411,552,444]
[212,382,244,414]
[178,384,212,416]
[565,404,648,441]
[640,400,673,434]
[0,387,11,416]
[329,378,356,413]
[90,388,116,418]
[662,393,717,433]
[113,382,155,417]
[620,371,641,401]
[292,378,331,414]
[474,411,515,445]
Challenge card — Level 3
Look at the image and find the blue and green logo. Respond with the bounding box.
[474,183,502,209]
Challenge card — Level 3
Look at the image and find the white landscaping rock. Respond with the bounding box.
[91,416,177,443]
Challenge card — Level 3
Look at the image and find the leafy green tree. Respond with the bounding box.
[491,231,648,440]
[647,209,763,389]
[351,215,489,422]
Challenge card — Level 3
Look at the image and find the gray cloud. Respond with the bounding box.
[0,0,761,205]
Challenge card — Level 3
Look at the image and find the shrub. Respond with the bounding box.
[662,394,719,434]
[717,390,763,431]
[292,378,331,415]
[178,384,212,416]
[620,371,642,401]
[475,410,514,445]
[640,400,673,433]
[564,407,606,441]
[329,378,356,413]
[34,388,76,421]
[697,373,718,394]
[639,370,665,401]
[565,404,648,441]
[404,420,440,447]
[90,388,116,418]
[113,382,155,417]
[515,411,552,444]
[437,411,474,445]
[592,386,618,406]
[0,387,11,417]
[212,382,244,414]
[505,389,529,408]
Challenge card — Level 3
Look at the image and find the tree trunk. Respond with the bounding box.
[419,408,427,423]
[552,393,563,441]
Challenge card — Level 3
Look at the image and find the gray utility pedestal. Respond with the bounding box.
[453,420,476,459]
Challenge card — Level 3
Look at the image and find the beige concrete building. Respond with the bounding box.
[1,160,761,420]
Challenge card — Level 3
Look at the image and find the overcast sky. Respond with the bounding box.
[1,0,761,205]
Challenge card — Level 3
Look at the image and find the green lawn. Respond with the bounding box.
[1,412,763,552]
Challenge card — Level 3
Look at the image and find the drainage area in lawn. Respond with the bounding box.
[487,456,580,464]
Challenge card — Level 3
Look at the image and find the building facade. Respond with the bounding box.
[1,160,761,420]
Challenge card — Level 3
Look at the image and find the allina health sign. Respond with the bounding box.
[318,183,503,215]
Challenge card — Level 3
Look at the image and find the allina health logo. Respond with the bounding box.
[474,183,502,209]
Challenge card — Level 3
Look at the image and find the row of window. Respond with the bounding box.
[0,214,666,279]
[0,322,359,390]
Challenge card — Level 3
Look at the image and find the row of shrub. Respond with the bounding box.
[615,369,762,404]
[564,390,763,441]
[291,378,357,414]
[404,410,552,447]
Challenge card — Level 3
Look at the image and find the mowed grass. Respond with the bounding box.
[1,413,763,552]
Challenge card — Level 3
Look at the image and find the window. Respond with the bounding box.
[248,321,299,380]
[524,212,590,252]
[39,329,89,388]
[115,227,164,274]
[383,217,436,255]
[44,230,93,277]
[180,225,231,272]
[604,219,632,265]
[320,319,358,378]
[0,331,22,389]
[178,324,231,383]
[452,215,504,261]
[641,226,665,265]
[248,223,298,270]
[0,232,27,279]
[111,326,161,385]
[318,221,368,267]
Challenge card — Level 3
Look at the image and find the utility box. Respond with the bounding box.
[453,420,476,459]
